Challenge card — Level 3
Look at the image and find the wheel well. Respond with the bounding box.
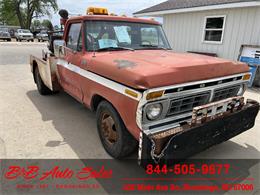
[32,60,38,83]
[91,95,106,111]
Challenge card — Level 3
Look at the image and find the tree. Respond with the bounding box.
[31,19,41,31]
[0,0,20,26]
[0,0,58,29]
[31,19,54,32]
[41,19,53,31]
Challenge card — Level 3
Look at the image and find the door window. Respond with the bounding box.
[67,23,82,51]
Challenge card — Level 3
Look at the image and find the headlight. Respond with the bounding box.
[237,84,246,96]
[146,103,163,120]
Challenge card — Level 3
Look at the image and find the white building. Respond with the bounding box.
[134,0,260,60]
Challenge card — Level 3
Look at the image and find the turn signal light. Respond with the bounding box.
[146,91,164,100]
[125,89,138,98]
[243,74,251,81]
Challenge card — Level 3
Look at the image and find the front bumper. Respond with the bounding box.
[0,36,11,39]
[139,99,259,167]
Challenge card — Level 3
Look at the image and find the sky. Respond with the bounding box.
[45,0,166,26]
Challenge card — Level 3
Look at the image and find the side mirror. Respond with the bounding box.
[54,40,65,57]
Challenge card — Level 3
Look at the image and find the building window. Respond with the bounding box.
[203,16,226,43]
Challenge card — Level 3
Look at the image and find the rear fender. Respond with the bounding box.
[30,55,60,91]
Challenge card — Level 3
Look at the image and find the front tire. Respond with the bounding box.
[34,66,52,95]
[96,101,138,159]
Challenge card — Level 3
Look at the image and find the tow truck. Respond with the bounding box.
[30,7,259,166]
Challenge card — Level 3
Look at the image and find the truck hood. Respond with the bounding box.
[88,50,249,90]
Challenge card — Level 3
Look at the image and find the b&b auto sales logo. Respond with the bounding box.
[0,161,112,191]
[4,165,112,180]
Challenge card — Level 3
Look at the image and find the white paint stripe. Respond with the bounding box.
[57,59,142,101]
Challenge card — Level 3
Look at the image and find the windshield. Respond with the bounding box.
[85,21,171,51]
[0,28,8,32]
[19,29,31,33]
[41,30,48,34]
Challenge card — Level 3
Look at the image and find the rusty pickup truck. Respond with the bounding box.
[30,7,259,166]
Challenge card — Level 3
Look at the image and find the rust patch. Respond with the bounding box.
[191,96,244,126]
[114,59,136,69]
[149,96,246,155]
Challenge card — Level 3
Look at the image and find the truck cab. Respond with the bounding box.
[30,7,259,166]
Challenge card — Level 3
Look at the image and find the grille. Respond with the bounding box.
[213,85,240,102]
[167,92,210,116]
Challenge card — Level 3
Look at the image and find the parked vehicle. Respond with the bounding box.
[0,28,11,41]
[30,7,259,167]
[36,30,49,42]
[15,29,34,42]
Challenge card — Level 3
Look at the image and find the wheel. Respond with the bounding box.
[16,38,18,41]
[34,66,52,95]
[31,39,34,42]
[96,101,138,159]
[38,39,40,42]
[7,38,11,42]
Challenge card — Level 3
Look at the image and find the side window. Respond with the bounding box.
[67,23,82,51]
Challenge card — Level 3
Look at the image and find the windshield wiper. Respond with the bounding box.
[97,47,135,51]
[139,44,168,50]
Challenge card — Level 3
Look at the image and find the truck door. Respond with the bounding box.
[60,22,84,102]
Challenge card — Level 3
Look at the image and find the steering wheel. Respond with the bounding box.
[87,33,96,43]
[87,33,99,49]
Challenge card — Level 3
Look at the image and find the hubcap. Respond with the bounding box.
[101,112,118,145]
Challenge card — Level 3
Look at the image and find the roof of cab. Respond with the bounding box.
[66,15,161,25]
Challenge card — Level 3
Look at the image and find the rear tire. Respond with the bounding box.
[34,66,52,95]
[96,101,138,159]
